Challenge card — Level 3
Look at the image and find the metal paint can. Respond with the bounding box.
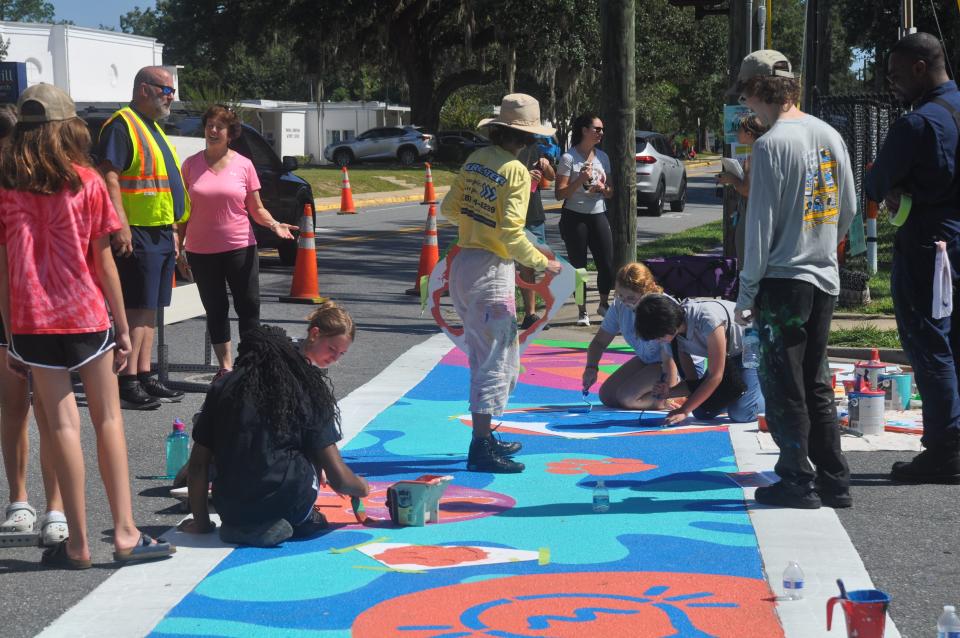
[848,388,886,435]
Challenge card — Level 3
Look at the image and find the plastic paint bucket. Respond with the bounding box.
[854,359,885,391]
[879,373,912,411]
[848,389,886,435]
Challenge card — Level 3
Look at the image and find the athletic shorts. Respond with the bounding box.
[116,226,175,310]
[525,222,547,245]
[8,328,115,371]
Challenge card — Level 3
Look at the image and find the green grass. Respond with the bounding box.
[828,325,901,348]
[635,220,725,259]
[295,165,460,198]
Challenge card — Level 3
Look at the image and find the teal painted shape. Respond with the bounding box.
[153,617,349,637]
[195,536,384,602]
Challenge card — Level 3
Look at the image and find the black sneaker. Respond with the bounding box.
[816,488,853,509]
[490,434,522,456]
[139,376,185,403]
[219,518,293,547]
[119,381,161,410]
[520,314,540,330]
[754,481,821,509]
[891,448,960,484]
[467,437,525,473]
[292,510,328,539]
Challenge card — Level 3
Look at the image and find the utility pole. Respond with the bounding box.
[723,0,749,259]
[600,0,637,270]
[900,0,916,39]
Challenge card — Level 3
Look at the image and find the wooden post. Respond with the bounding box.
[600,0,637,270]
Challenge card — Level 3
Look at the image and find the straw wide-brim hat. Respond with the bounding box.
[478,93,555,137]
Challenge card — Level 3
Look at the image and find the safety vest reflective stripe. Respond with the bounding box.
[119,177,172,189]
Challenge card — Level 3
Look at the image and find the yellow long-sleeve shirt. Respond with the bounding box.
[440,145,549,270]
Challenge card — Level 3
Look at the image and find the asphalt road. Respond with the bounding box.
[4,165,950,637]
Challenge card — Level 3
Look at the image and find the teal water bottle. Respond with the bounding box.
[165,418,190,479]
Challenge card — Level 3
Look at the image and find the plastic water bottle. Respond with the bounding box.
[165,418,190,479]
[592,480,610,513]
[782,561,804,600]
[938,605,960,638]
[742,327,760,369]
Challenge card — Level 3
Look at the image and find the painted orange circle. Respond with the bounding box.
[374,545,489,567]
[353,571,782,637]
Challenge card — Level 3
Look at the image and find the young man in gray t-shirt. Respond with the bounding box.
[733,50,857,510]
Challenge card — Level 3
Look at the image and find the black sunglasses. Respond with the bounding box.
[145,81,176,96]
[590,126,604,133]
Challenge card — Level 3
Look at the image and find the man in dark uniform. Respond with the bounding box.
[866,32,960,484]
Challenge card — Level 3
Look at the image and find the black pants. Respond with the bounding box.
[755,278,849,491]
[558,208,615,296]
[187,246,261,345]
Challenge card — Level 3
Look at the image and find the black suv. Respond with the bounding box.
[81,107,315,266]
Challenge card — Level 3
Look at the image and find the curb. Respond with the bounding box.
[826,346,909,365]
[314,187,452,212]
[832,312,897,321]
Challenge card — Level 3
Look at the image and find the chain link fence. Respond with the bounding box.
[815,93,905,216]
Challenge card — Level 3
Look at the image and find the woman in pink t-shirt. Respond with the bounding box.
[179,105,296,376]
[0,84,174,568]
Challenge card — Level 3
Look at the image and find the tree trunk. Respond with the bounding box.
[600,0,636,271]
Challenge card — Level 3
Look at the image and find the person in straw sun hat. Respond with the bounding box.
[440,93,561,474]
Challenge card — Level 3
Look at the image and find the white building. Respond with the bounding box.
[241,99,411,164]
[0,21,176,102]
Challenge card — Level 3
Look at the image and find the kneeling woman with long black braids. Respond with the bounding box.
[177,302,369,546]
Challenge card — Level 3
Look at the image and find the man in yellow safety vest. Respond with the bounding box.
[97,66,191,410]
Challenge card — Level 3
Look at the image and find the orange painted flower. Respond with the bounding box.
[547,457,657,475]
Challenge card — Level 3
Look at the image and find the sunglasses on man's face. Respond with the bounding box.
[145,81,176,96]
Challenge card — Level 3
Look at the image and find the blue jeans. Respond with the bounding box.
[891,236,960,449]
[691,355,765,423]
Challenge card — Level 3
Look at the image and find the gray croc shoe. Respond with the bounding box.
[40,511,69,547]
[1,502,37,533]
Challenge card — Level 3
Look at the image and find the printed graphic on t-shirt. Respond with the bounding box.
[461,163,505,229]
[802,148,839,228]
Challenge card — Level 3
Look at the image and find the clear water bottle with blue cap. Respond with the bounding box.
[938,605,960,638]
[742,327,760,369]
[782,560,804,600]
[592,480,610,513]
[165,418,190,479]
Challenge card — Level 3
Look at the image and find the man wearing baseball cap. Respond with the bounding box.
[441,94,561,473]
[732,51,858,509]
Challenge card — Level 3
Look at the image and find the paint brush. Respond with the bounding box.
[836,579,848,599]
[569,390,593,414]
[640,371,668,424]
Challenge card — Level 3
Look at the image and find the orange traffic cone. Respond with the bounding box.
[406,203,440,296]
[279,203,326,304]
[338,166,356,214]
[421,162,437,204]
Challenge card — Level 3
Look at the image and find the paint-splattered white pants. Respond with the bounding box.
[449,248,519,417]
